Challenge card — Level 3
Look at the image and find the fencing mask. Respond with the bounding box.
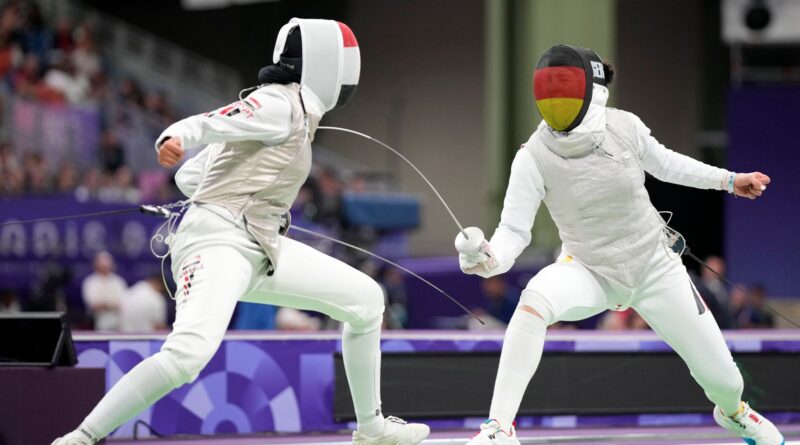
[267,18,361,112]
[533,44,607,132]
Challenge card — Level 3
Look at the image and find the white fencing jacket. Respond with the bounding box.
[484,107,732,289]
[158,83,325,266]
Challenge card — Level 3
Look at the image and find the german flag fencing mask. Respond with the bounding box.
[271,18,360,111]
[533,44,607,132]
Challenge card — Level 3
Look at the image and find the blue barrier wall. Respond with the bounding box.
[726,88,800,297]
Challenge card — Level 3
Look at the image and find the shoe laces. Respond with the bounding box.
[726,402,766,433]
[474,419,514,439]
[386,416,407,425]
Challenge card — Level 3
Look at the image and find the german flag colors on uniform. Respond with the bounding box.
[533,44,605,132]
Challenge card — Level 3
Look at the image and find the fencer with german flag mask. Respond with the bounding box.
[53,19,429,445]
[456,44,783,445]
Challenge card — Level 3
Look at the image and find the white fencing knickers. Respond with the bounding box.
[488,243,743,430]
[524,244,743,412]
[164,204,385,381]
[78,205,386,439]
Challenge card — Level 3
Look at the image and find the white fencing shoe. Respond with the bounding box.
[466,419,520,445]
[352,416,430,445]
[51,427,97,445]
[714,402,785,445]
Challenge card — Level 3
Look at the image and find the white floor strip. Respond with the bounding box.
[249,440,799,445]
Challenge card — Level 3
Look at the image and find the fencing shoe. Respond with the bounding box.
[352,416,430,445]
[466,419,520,445]
[714,402,784,445]
[51,427,97,445]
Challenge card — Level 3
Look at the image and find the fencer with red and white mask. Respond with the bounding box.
[456,44,782,445]
[52,19,429,445]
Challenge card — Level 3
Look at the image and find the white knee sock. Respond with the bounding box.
[342,324,385,437]
[80,351,185,440]
[489,310,547,431]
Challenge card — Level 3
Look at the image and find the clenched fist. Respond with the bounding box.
[158,137,184,168]
[733,172,770,200]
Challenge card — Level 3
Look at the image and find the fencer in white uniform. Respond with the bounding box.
[53,19,429,445]
[457,45,783,445]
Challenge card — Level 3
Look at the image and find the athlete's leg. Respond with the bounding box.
[484,257,611,436]
[632,248,784,444]
[73,241,260,442]
[632,248,742,414]
[243,236,426,441]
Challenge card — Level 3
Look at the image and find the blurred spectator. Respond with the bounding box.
[729,284,748,328]
[629,311,649,329]
[17,1,51,62]
[693,274,732,329]
[598,310,627,330]
[43,52,89,104]
[86,69,108,102]
[381,267,408,329]
[344,171,367,193]
[742,284,775,329]
[549,321,579,330]
[70,21,101,78]
[52,17,73,53]
[0,288,20,312]
[10,53,51,101]
[98,130,125,173]
[0,3,22,78]
[74,167,100,201]
[23,151,49,193]
[481,276,517,325]
[700,256,728,303]
[119,274,167,332]
[0,142,24,194]
[598,308,650,330]
[82,251,127,330]
[310,167,343,224]
[697,255,732,326]
[96,165,139,203]
[143,91,175,125]
[54,159,79,193]
[118,77,144,108]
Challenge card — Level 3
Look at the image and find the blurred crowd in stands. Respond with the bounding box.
[0,0,176,201]
[0,136,144,202]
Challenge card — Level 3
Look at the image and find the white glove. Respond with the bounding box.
[454,227,498,275]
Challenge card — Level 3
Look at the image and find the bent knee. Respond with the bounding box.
[518,304,545,320]
[518,290,555,324]
[344,277,385,333]
[160,333,220,384]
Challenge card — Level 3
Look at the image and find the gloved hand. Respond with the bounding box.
[454,227,498,275]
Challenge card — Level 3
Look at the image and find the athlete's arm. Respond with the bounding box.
[457,148,545,278]
[633,113,732,190]
[154,88,293,166]
[633,113,769,198]
[492,147,545,268]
